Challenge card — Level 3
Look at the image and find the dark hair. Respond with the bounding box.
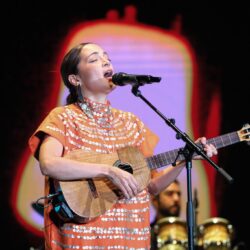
[173,179,180,185]
[60,42,93,104]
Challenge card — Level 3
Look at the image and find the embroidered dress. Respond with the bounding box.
[29,98,159,250]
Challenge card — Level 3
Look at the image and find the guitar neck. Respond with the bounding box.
[146,131,240,170]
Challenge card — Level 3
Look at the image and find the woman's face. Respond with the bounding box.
[77,43,116,95]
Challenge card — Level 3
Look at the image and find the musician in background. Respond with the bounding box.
[28,42,218,249]
[150,179,182,249]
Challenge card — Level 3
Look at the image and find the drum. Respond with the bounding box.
[154,217,188,250]
[198,217,234,250]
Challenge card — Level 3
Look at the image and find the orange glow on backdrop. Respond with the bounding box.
[12,18,220,235]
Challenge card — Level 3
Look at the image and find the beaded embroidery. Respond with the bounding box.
[78,97,113,129]
[29,98,158,249]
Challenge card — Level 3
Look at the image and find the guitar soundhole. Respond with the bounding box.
[113,160,133,174]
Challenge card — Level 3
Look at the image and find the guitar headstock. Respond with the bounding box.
[237,123,250,144]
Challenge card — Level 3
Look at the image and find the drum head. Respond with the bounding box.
[157,217,186,226]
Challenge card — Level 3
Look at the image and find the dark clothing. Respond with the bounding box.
[150,219,158,250]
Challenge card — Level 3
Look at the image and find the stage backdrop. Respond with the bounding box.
[11,18,220,236]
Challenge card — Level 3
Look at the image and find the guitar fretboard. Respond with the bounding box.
[146,131,240,170]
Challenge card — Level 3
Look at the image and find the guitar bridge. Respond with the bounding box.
[87,179,99,199]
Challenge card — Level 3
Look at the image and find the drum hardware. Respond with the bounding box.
[197,217,234,250]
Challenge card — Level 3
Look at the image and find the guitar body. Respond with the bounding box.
[58,146,150,222]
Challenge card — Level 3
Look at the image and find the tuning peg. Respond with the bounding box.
[243,123,250,145]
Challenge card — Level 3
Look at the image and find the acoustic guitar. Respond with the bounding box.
[51,124,250,223]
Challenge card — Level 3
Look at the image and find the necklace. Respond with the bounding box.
[77,98,114,129]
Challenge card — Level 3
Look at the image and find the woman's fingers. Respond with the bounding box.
[108,166,140,199]
[194,137,218,159]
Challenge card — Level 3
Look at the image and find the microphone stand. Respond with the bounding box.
[130,83,233,250]
[193,188,199,247]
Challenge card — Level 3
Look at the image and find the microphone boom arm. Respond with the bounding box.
[130,83,233,250]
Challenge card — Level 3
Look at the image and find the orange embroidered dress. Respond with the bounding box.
[29,98,159,250]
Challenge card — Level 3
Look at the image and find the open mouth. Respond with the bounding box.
[104,70,113,78]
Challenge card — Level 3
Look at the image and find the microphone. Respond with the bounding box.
[112,72,161,86]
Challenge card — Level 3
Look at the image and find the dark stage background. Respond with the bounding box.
[3,1,249,249]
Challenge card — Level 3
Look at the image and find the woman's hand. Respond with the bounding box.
[193,137,218,159]
[107,166,140,199]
